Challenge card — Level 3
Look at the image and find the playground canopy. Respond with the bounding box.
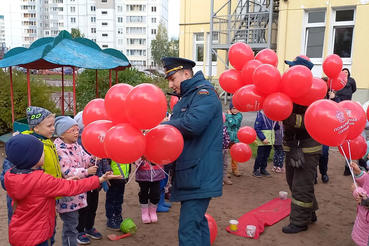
[0,30,131,122]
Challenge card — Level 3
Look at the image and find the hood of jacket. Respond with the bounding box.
[6,170,43,200]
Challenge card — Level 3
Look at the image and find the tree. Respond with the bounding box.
[151,20,169,65]
[168,37,179,58]
[70,28,85,38]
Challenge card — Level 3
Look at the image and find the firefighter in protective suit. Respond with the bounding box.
[282,56,322,234]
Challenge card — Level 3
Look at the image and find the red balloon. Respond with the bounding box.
[104,123,146,163]
[232,90,247,112]
[237,126,257,144]
[263,92,293,121]
[219,69,243,94]
[255,49,278,67]
[144,125,184,165]
[81,120,114,158]
[339,135,367,160]
[305,99,349,146]
[228,42,254,71]
[327,71,347,91]
[230,143,252,162]
[253,64,281,95]
[236,85,265,111]
[323,54,343,79]
[83,99,110,126]
[170,96,179,111]
[338,101,366,141]
[205,214,218,245]
[281,65,313,98]
[222,113,225,123]
[125,83,167,129]
[105,83,133,124]
[291,77,327,106]
[241,60,262,85]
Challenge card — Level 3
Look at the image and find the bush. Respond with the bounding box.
[0,69,58,135]
[76,68,170,111]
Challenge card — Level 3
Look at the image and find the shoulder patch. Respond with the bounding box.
[198,89,209,95]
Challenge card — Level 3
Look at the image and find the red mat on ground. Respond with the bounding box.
[225,198,291,239]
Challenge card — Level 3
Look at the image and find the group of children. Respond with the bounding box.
[222,103,285,185]
[1,106,172,246]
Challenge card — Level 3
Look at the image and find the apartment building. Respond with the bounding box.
[0,0,168,67]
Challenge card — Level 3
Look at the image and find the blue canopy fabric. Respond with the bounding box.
[0,30,130,70]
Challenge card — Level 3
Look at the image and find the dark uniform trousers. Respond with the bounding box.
[179,198,211,246]
[285,153,319,226]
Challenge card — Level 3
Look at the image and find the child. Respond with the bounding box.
[350,162,369,246]
[1,158,15,224]
[4,134,121,246]
[105,160,130,230]
[53,116,99,246]
[225,102,243,177]
[222,124,232,185]
[73,112,113,242]
[253,110,279,178]
[271,121,285,173]
[135,157,165,223]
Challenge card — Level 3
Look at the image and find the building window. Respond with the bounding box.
[127,38,146,45]
[102,11,107,14]
[91,6,95,11]
[151,29,157,35]
[101,0,107,3]
[70,6,75,12]
[126,16,146,23]
[102,45,108,48]
[71,17,76,23]
[151,18,156,23]
[92,39,96,42]
[304,10,326,59]
[209,32,219,62]
[102,33,108,37]
[91,28,96,33]
[333,9,355,58]
[117,6,123,12]
[126,27,146,34]
[91,17,96,22]
[194,33,204,62]
[45,31,50,35]
[102,22,108,26]
[118,28,124,34]
[118,17,123,23]
[126,4,146,12]
[118,39,123,45]
[151,6,156,12]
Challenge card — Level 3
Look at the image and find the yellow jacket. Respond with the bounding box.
[22,131,62,179]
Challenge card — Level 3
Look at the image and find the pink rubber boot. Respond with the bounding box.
[141,204,151,224]
[149,203,158,223]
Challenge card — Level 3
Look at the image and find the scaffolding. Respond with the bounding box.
[209,0,279,103]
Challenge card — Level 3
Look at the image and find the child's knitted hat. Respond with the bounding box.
[54,116,78,136]
[26,106,52,129]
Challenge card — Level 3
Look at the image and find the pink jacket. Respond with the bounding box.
[54,138,95,213]
[352,172,369,246]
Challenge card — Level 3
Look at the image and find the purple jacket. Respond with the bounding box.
[135,159,165,182]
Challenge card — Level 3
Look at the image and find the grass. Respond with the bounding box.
[249,142,275,161]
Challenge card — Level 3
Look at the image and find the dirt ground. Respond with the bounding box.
[0,143,358,246]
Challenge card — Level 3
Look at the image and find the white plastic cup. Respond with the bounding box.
[246,225,256,237]
[279,191,288,200]
[229,220,239,231]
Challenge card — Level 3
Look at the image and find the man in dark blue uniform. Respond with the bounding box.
[161,57,223,246]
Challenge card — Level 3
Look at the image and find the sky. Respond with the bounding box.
[168,0,180,39]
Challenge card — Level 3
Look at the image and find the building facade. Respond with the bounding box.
[179,0,369,102]
[0,0,168,67]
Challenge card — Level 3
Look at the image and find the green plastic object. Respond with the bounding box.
[120,218,137,235]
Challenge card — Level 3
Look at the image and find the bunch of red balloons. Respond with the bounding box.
[81,83,184,164]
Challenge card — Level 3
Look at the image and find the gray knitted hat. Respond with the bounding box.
[54,116,78,137]
[26,106,52,129]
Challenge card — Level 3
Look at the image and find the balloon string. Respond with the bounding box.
[155,163,170,177]
[127,163,139,185]
[339,144,358,189]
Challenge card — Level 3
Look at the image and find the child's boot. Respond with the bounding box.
[141,204,151,224]
[156,196,169,212]
[149,203,158,223]
[161,191,172,208]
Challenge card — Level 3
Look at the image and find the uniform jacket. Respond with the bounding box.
[336,77,356,101]
[162,71,223,202]
[254,110,279,145]
[282,104,322,155]
[5,169,99,246]
[22,131,62,179]
[54,138,94,213]
[135,159,165,182]
[352,172,369,246]
[225,112,243,143]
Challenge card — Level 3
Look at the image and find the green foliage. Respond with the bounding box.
[71,28,85,38]
[151,20,179,65]
[75,68,170,111]
[0,69,58,135]
[249,142,274,161]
